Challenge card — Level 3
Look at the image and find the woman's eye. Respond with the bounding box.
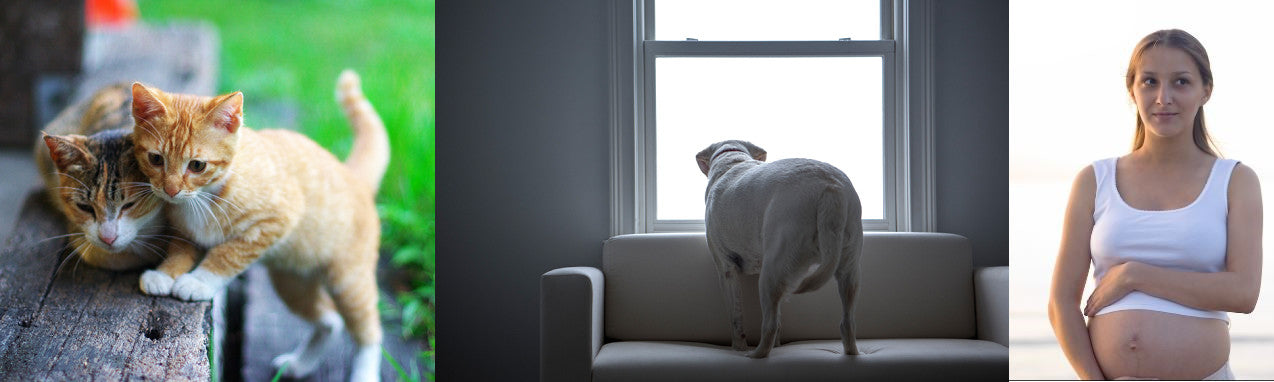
[76,203,94,214]
[188,160,206,173]
[1175,78,1189,85]
[122,201,136,210]
[1142,78,1157,86]
[148,153,164,167]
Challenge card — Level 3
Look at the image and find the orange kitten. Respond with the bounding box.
[36,84,198,285]
[130,70,389,381]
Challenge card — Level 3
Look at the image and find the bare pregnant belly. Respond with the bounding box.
[1088,310,1229,380]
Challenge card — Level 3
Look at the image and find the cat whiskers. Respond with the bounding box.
[51,186,88,197]
[199,193,230,232]
[51,171,90,191]
[184,193,226,233]
[121,183,160,203]
[37,232,87,245]
[54,236,90,279]
[121,182,155,192]
[129,236,169,261]
[201,190,244,214]
[137,233,195,246]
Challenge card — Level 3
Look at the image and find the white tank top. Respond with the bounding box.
[1089,157,1235,322]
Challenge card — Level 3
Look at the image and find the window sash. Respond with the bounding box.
[611,0,931,235]
[646,0,895,42]
[642,41,897,232]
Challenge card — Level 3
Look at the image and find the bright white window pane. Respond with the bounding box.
[655,57,883,221]
[654,0,880,41]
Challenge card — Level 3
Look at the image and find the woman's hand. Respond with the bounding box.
[1084,262,1140,316]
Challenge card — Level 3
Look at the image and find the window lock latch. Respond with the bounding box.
[686,38,699,41]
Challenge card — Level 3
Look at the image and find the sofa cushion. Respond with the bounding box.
[602,232,975,344]
[592,339,1006,382]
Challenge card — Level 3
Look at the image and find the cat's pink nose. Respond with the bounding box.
[165,186,179,197]
[100,233,116,245]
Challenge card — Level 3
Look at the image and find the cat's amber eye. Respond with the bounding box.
[188,160,206,173]
[148,153,164,167]
[76,203,94,214]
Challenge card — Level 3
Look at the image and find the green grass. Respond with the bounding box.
[139,0,435,378]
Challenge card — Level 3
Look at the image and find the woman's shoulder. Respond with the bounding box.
[1078,156,1123,182]
[1228,160,1260,193]
[1068,163,1098,202]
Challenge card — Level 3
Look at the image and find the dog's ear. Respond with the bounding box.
[742,141,767,162]
[696,146,714,176]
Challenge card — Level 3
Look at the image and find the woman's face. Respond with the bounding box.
[1131,46,1211,141]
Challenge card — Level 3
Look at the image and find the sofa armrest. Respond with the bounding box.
[974,266,1008,347]
[541,267,605,382]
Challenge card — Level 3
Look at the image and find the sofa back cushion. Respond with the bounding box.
[602,232,975,344]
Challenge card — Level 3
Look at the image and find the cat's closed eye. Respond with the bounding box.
[76,203,94,215]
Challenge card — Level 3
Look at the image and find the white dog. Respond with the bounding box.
[696,140,863,358]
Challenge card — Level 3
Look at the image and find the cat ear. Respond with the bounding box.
[208,92,243,134]
[43,133,91,171]
[131,82,167,122]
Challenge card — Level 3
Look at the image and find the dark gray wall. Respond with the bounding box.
[437,1,612,381]
[933,0,1009,268]
[437,1,1008,380]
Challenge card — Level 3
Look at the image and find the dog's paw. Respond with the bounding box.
[172,270,222,301]
[139,270,175,296]
[746,348,772,359]
[731,340,748,351]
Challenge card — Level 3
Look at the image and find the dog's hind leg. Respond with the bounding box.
[836,236,863,355]
[710,242,749,351]
[747,264,788,359]
[716,270,748,351]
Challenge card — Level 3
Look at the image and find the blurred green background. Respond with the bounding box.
[138,0,435,378]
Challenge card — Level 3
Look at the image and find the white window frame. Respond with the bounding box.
[610,0,935,235]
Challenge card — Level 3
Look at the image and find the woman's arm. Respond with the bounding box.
[1085,164,1262,315]
[1049,165,1106,380]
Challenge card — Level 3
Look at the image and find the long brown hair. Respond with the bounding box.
[1126,29,1219,156]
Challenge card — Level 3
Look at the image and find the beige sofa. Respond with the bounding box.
[540,232,1008,381]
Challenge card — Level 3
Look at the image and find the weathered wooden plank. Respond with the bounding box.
[0,191,212,380]
[0,22,220,380]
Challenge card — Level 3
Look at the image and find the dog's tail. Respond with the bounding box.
[337,69,391,194]
[793,186,850,294]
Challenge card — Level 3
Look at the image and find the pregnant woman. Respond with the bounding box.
[1048,29,1263,380]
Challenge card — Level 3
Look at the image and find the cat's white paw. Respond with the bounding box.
[172,274,216,301]
[272,352,320,378]
[349,345,382,382]
[171,269,227,301]
[139,270,175,296]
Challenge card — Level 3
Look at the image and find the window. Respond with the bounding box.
[611,0,934,234]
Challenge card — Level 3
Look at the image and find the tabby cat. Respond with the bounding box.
[36,84,197,284]
[129,70,389,381]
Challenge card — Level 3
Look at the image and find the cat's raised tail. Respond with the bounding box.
[336,69,390,194]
